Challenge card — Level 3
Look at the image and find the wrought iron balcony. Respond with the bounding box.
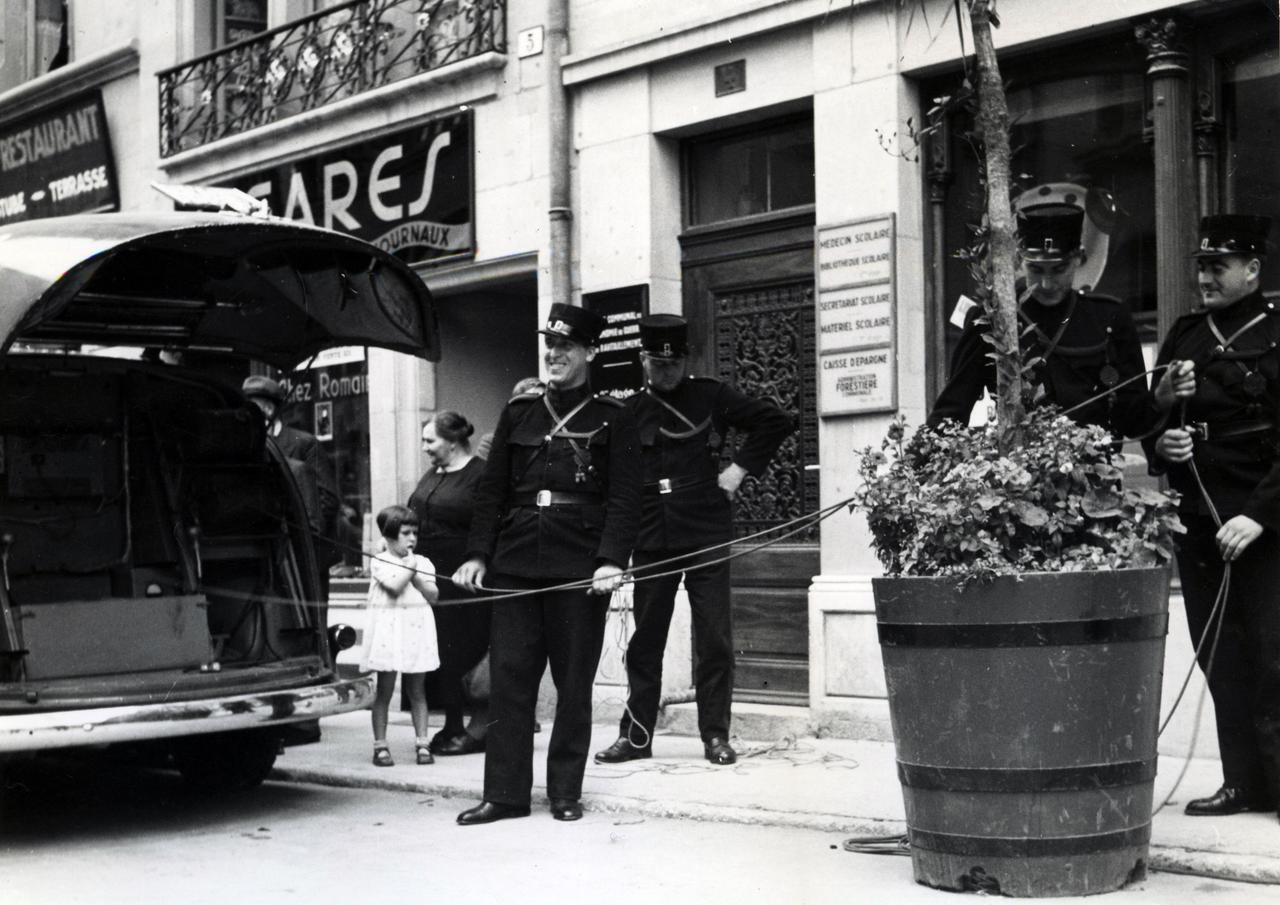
[158,0,505,157]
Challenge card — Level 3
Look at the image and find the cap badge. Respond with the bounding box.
[662,342,673,356]
[547,319,571,334]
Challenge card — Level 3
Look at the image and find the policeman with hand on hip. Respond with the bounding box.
[594,314,795,768]
[1144,214,1280,820]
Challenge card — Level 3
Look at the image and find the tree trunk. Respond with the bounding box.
[968,0,1024,450]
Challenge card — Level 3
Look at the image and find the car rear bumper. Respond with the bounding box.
[0,674,374,753]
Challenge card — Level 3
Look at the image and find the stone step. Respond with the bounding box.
[657,700,894,743]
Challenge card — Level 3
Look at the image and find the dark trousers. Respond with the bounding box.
[423,587,492,734]
[619,547,733,745]
[1177,517,1280,799]
[483,576,609,806]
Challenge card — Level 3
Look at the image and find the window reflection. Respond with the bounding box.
[1224,47,1279,294]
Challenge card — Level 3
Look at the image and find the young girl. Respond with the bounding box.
[360,505,440,766]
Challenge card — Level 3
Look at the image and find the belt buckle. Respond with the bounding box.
[658,478,673,495]
[536,489,552,507]
[1187,422,1208,441]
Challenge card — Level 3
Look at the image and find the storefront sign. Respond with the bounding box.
[584,285,649,399]
[0,91,118,225]
[816,214,896,415]
[223,110,473,265]
[819,348,896,415]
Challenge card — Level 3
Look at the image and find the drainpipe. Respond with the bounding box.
[546,0,572,309]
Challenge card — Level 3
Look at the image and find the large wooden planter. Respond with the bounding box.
[873,568,1171,897]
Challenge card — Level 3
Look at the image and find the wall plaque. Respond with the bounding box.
[583,285,649,399]
[819,348,896,416]
[815,214,896,415]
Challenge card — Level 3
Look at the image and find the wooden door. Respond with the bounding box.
[680,210,819,703]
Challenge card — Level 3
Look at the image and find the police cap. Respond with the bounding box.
[538,303,606,346]
[1018,209,1084,262]
[1191,214,1272,258]
[639,314,689,360]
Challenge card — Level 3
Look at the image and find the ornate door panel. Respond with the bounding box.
[680,210,818,704]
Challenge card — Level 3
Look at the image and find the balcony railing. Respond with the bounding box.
[157,0,505,157]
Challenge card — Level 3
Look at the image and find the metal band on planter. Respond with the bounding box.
[876,613,1168,647]
[907,825,1151,858]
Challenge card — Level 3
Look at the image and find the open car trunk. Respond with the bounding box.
[0,212,436,784]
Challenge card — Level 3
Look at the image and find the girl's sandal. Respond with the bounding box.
[373,746,394,767]
[416,745,434,765]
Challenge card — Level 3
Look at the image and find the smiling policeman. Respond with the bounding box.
[453,302,641,825]
[1145,214,1280,821]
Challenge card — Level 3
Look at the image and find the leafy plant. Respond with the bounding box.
[853,410,1183,585]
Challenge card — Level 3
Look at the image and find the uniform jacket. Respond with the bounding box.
[928,291,1149,439]
[626,377,795,551]
[1142,290,1280,530]
[466,383,642,579]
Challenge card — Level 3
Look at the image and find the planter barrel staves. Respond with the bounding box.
[873,568,1171,897]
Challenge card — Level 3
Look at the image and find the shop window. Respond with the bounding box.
[929,40,1157,340]
[686,118,815,225]
[279,351,372,577]
[1223,46,1279,294]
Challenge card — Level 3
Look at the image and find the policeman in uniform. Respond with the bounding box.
[1144,214,1280,819]
[593,315,795,767]
[928,208,1150,440]
[453,303,641,824]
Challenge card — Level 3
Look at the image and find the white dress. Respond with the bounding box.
[359,549,441,674]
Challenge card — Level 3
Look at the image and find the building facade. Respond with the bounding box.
[1,0,1276,756]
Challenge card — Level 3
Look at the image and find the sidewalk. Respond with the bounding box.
[272,710,1279,885]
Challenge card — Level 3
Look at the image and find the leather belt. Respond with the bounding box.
[1186,420,1274,442]
[515,490,603,508]
[644,475,715,495]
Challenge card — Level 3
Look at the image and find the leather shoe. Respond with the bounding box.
[456,801,531,825]
[433,733,486,756]
[704,737,737,765]
[1184,785,1271,816]
[594,737,652,764]
[549,798,583,821]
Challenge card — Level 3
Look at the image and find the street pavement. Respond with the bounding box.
[273,709,1280,887]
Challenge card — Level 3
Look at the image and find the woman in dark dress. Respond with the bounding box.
[407,411,491,755]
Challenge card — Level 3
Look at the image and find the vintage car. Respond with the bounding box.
[0,208,438,789]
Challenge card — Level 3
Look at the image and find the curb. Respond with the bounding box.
[270,765,1280,886]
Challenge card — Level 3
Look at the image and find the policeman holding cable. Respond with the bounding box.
[453,302,641,825]
[594,315,794,768]
[1145,214,1280,820]
[928,207,1150,440]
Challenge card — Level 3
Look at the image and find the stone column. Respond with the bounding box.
[1135,15,1199,338]
[1193,55,1221,221]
